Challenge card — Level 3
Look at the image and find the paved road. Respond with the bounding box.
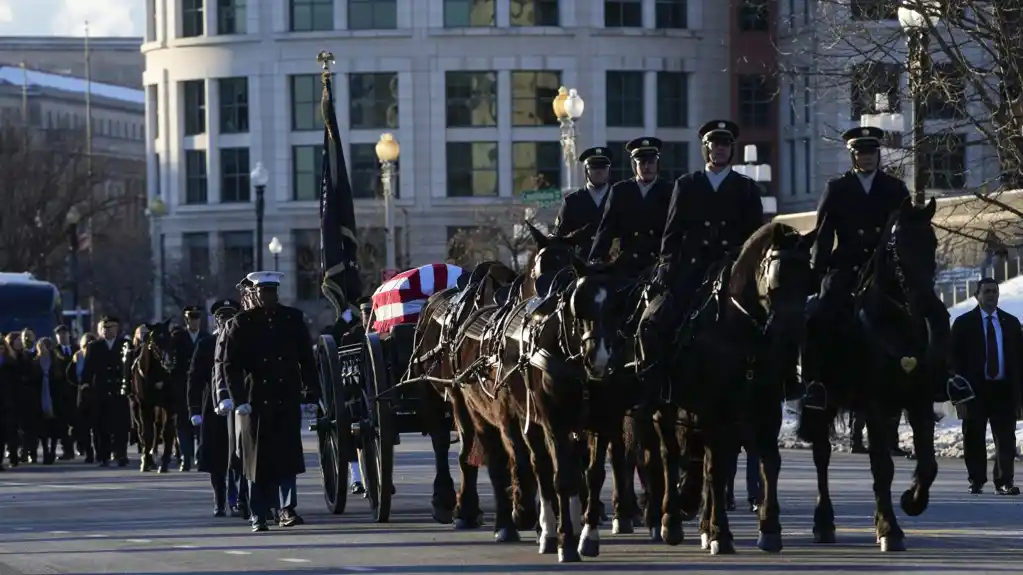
[1,434,1021,575]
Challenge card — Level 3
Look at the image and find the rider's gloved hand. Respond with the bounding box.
[190,415,202,427]
[216,398,234,415]
[235,403,252,416]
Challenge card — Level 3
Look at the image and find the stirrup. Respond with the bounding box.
[803,380,828,412]
[946,374,975,406]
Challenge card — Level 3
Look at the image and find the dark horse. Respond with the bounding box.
[797,198,946,552]
[654,222,815,555]
[131,319,177,473]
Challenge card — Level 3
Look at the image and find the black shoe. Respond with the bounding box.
[214,508,226,517]
[748,498,759,513]
[229,505,241,517]
[996,485,1020,496]
[251,521,268,532]
[98,460,110,467]
[804,381,827,411]
[180,458,192,472]
[83,454,94,464]
[238,504,250,520]
[726,498,736,512]
[850,443,868,454]
[278,509,304,527]
[351,481,365,495]
[890,447,910,458]
[968,484,983,494]
[117,458,129,468]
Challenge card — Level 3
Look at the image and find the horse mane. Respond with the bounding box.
[729,222,799,296]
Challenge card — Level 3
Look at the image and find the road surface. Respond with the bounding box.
[0,434,1020,575]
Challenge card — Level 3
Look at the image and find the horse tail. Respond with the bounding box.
[795,404,840,444]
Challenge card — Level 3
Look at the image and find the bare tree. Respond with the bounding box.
[778,0,1023,259]
[446,204,539,272]
[83,235,153,327]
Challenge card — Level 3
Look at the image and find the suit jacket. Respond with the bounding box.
[951,306,1023,420]
[589,178,674,273]
[659,169,764,277]
[810,170,910,276]
[552,185,610,258]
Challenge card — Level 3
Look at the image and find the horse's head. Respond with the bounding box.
[525,223,584,297]
[881,198,938,310]
[567,263,631,380]
[143,318,174,372]
[731,223,816,339]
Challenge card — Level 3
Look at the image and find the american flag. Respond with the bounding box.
[370,264,464,334]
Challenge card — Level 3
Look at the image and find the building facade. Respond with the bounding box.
[0,36,144,88]
[143,0,738,320]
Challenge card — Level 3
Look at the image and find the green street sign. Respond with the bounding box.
[521,188,562,209]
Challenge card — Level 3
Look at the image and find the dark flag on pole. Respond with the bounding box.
[317,51,362,319]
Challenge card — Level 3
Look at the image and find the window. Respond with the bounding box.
[787,139,797,196]
[349,0,397,30]
[605,0,642,27]
[850,62,901,120]
[183,80,205,136]
[217,0,246,34]
[148,85,159,138]
[444,0,496,27]
[659,142,689,182]
[740,0,769,31]
[802,70,811,124]
[446,142,498,197]
[219,77,249,133]
[220,231,254,282]
[349,73,398,129]
[919,134,966,190]
[293,229,320,301]
[181,0,203,37]
[802,138,812,195]
[924,62,965,120]
[512,142,561,195]
[737,74,775,128]
[606,71,644,127]
[290,0,333,32]
[511,71,561,126]
[351,143,400,199]
[657,72,688,128]
[607,140,630,183]
[290,74,324,131]
[787,79,797,126]
[445,71,498,127]
[184,150,208,204]
[155,152,161,198]
[292,145,323,201]
[850,0,896,21]
[220,148,251,203]
[510,0,559,26]
[655,0,687,28]
[182,233,210,280]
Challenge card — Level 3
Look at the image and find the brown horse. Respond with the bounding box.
[131,319,177,473]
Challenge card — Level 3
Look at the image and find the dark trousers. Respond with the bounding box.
[177,414,196,462]
[73,410,95,457]
[248,476,297,522]
[211,468,247,510]
[727,449,761,504]
[93,396,129,462]
[804,270,856,383]
[963,380,1017,488]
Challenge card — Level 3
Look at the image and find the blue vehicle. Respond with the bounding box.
[0,272,61,338]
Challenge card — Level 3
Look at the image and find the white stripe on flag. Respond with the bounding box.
[420,264,435,295]
[374,300,426,322]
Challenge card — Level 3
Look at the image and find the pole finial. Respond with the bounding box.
[317,51,335,71]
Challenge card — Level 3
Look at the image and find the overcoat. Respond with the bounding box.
[187,334,229,473]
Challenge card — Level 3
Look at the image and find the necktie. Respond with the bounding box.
[64,346,70,356]
[986,315,999,380]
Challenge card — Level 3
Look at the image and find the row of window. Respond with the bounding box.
[44,110,145,141]
[848,62,967,121]
[177,0,690,38]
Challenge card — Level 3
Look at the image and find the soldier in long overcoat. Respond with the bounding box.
[222,272,319,532]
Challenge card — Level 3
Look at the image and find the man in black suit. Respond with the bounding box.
[172,306,210,471]
[552,146,614,258]
[951,277,1022,495]
[80,316,131,467]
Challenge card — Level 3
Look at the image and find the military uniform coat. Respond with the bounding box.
[79,338,130,409]
[589,178,674,273]
[222,305,319,483]
[171,329,209,414]
[659,170,765,278]
[552,185,610,258]
[187,334,229,473]
[811,170,910,276]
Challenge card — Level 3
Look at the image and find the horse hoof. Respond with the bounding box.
[493,527,520,543]
[813,528,836,544]
[632,514,644,528]
[756,531,783,553]
[709,539,735,555]
[432,505,454,525]
[648,527,663,543]
[900,488,928,517]
[879,535,906,552]
[538,536,558,555]
[453,517,479,530]
[156,464,168,474]
[611,518,633,535]
[578,537,599,558]
[662,524,684,546]
[558,546,582,563]
[700,532,710,550]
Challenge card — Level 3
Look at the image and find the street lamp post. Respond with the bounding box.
[65,206,81,334]
[375,133,400,272]
[734,145,775,219]
[898,0,939,206]
[250,162,269,269]
[268,236,283,272]
[552,87,585,191]
[146,196,167,321]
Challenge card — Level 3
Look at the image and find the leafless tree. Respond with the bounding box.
[778,0,1023,259]
[446,204,540,272]
[83,235,153,327]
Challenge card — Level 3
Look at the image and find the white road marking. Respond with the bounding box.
[13,527,33,531]
[48,530,70,534]
[279,558,310,563]
[342,568,375,573]
[85,534,108,538]
[224,550,251,555]
[125,538,152,543]
[173,544,199,549]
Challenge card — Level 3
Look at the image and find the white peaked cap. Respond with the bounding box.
[246,271,284,287]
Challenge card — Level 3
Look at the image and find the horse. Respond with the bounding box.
[796,198,946,552]
[653,222,815,555]
[130,319,177,473]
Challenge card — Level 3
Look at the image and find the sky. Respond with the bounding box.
[0,0,144,37]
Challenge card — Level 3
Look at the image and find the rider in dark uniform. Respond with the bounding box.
[552,146,615,258]
[803,126,910,411]
[588,137,674,276]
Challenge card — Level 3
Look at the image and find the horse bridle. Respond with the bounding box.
[731,247,810,335]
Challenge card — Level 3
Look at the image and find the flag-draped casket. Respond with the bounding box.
[370,264,464,334]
